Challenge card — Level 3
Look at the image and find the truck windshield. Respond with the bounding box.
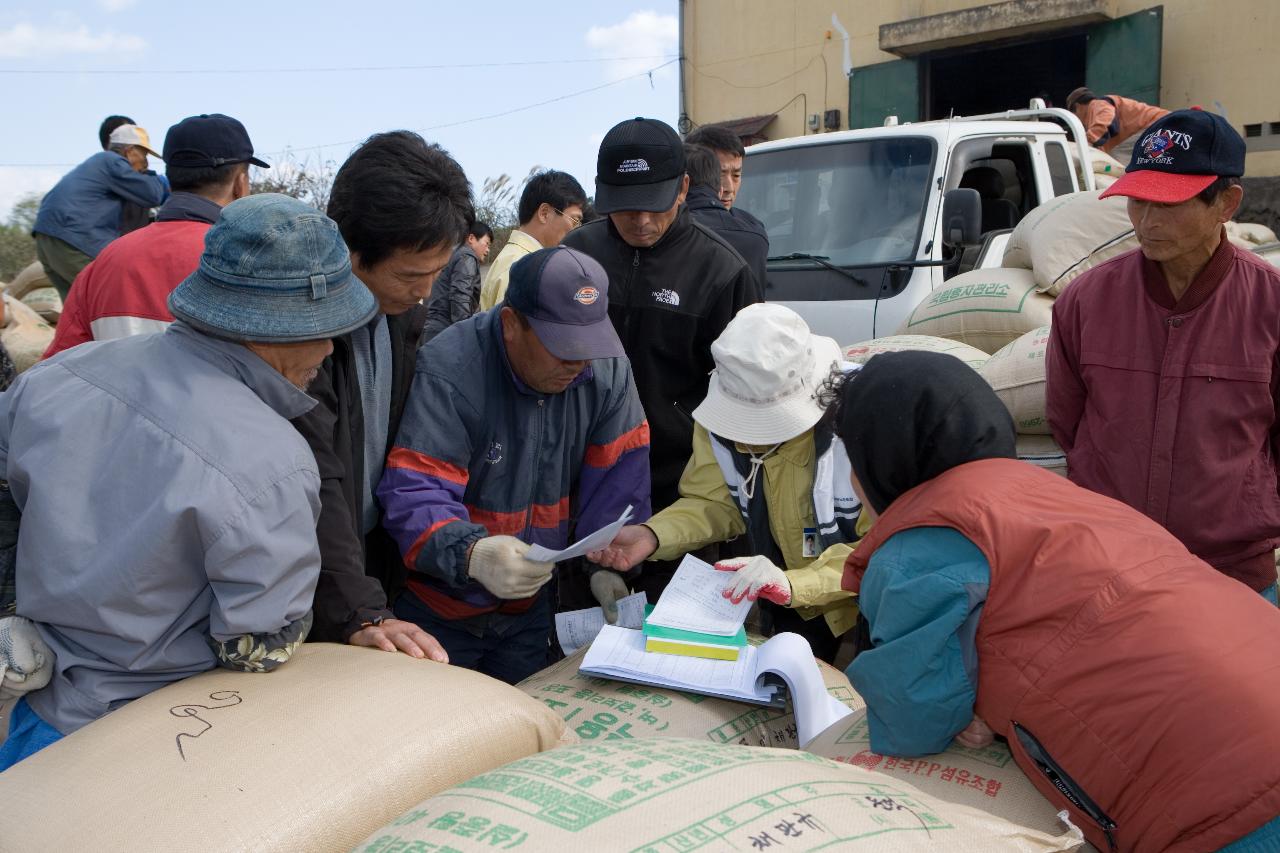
[739,137,935,267]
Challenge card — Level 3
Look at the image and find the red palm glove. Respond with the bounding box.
[716,556,792,605]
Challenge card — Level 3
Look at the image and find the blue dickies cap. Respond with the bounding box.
[505,247,624,361]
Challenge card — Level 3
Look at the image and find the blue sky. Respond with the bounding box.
[0,1,679,219]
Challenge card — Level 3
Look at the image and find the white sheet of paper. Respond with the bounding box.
[554,591,648,655]
[645,553,753,636]
[755,632,856,747]
[526,504,634,563]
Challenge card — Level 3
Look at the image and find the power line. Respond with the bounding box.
[260,59,678,158]
[0,58,679,168]
[0,54,678,76]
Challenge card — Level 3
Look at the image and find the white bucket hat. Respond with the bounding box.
[692,304,842,445]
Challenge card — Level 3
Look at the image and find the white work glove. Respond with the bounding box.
[715,556,793,605]
[467,535,554,600]
[0,615,55,699]
[590,571,631,624]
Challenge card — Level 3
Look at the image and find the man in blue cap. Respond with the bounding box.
[379,246,651,683]
[46,113,266,356]
[0,194,378,771]
[1048,109,1280,601]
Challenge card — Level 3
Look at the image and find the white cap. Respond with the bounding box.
[692,304,842,445]
[107,124,161,158]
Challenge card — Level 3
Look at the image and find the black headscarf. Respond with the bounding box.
[832,350,1015,515]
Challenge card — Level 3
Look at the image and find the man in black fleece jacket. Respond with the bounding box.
[565,117,760,598]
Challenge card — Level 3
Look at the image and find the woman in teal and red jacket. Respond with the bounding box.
[794,351,1280,852]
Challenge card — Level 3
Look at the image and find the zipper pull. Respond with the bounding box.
[632,250,640,269]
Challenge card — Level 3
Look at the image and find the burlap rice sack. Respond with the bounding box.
[1001,192,1138,296]
[844,334,989,371]
[518,643,864,748]
[20,286,62,325]
[2,294,54,372]
[1016,434,1068,478]
[896,268,1052,354]
[7,260,50,301]
[979,325,1051,434]
[352,738,1085,852]
[1226,221,1279,248]
[0,644,573,852]
[806,711,1068,839]
[0,697,12,748]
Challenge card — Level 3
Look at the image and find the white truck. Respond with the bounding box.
[736,104,1097,344]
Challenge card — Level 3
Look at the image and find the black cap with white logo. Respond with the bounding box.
[594,117,686,214]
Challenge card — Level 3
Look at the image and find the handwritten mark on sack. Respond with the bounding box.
[170,690,242,761]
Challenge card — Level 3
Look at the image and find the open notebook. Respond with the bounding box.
[581,625,853,747]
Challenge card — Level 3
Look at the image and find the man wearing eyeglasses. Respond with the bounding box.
[477,170,587,311]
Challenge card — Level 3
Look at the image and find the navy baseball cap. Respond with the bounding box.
[594,117,686,214]
[163,113,269,170]
[505,247,624,361]
[1101,108,1245,204]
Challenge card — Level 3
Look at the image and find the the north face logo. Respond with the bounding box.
[652,288,680,306]
[617,158,650,174]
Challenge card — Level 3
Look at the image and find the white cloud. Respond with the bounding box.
[98,0,139,10]
[585,11,677,81]
[0,21,146,58]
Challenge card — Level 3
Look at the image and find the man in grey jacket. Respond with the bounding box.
[0,193,378,771]
[422,220,493,342]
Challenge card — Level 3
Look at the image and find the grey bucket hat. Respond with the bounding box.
[169,193,377,343]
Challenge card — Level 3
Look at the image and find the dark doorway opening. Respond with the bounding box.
[924,31,1086,118]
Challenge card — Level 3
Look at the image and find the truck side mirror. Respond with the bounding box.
[942,188,982,246]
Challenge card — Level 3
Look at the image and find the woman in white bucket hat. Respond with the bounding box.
[590,304,867,661]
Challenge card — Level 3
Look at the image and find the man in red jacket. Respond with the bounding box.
[44,114,265,357]
[1047,109,1280,601]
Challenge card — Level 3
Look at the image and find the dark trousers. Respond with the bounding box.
[34,233,92,299]
[393,589,552,685]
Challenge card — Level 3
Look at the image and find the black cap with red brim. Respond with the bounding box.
[1100,107,1245,204]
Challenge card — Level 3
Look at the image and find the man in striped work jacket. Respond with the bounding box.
[378,246,651,683]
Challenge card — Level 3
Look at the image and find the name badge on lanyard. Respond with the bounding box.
[802,527,819,558]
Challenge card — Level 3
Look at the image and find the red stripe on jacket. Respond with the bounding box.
[385,447,470,487]
[469,497,570,536]
[404,517,458,569]
[585,421,651,468]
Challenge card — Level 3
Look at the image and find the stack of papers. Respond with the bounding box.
[641,554,752,660]
[581,625,854,747]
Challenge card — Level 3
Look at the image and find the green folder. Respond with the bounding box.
[641,604,747,660]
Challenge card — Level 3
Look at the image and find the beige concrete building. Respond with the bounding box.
[680,0,1280,175]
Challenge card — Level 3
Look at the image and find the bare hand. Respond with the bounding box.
[588,524,658,571]
[954,716,994,749]
[348,618,449,663]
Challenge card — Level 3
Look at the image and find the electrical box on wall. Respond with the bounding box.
[824,109,841,130]
[807,113,821,131]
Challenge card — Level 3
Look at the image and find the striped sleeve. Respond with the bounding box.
[576,357,652,537]
[376,367,485,587]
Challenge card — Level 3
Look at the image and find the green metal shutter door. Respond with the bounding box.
[1086,6,1164,104]
[848,58,920,130]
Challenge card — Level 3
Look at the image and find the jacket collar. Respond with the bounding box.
[505,228,544,254]
[165,321,317,419]
[156,191,222,225]
[1141,226,1237,313]
[684,185,725,212]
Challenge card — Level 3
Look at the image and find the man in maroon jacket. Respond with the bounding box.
[1047,109,1280,602]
